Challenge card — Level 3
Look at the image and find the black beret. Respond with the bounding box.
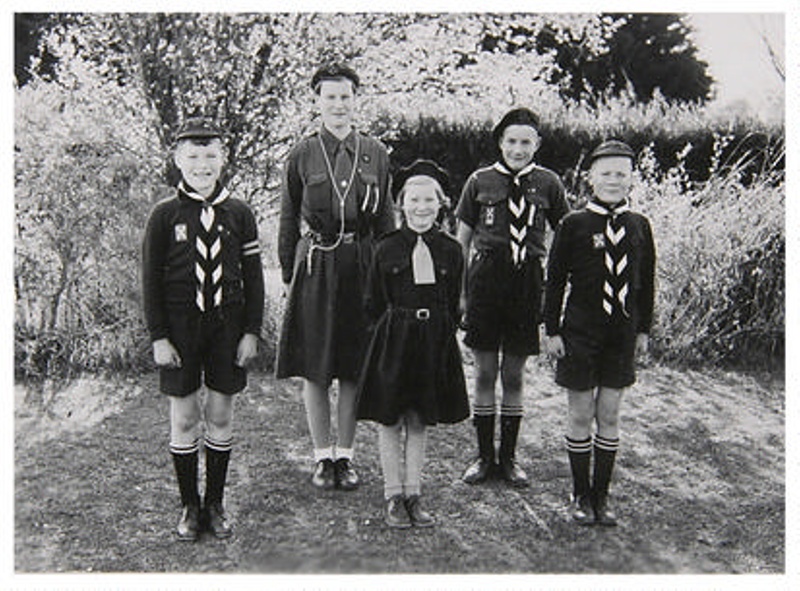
[492,107,541,144]
[311,63,360,91]
[393,159,450,201]
[175,117,224,141]
[589,140,636,163]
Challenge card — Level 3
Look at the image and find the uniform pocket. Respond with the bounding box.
[303,172,330,212]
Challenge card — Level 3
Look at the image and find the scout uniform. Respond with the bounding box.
[276,125,393,385]
[142,117,264,541]
[356,160,468,529]
[276,64,394,491]
[543,139,656,526]
[456,108,570,487]
[356,226,468,427]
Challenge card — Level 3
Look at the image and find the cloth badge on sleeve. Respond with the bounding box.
[174,223,188,242]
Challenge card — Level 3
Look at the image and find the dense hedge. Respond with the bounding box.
[15,109,785,382]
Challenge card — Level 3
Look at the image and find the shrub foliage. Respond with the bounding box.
[14,13,784,381]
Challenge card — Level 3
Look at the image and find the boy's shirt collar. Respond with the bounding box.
[178,181,229,206]
[493,160,538,182]
[586,199,630,217]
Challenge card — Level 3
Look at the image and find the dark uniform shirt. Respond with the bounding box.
[364,226,464,324]
[142,186,264,341]
[456,162,569,260]
[278,126,393,284]
[544,205,656,337]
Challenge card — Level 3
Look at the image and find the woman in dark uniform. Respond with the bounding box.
[356,160,469,529]
[276,64,394,491]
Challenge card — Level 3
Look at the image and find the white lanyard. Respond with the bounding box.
[306,133,361,274]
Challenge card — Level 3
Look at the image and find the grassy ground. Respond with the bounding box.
[14,356,784,575]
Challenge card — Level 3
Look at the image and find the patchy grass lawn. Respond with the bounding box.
[14,356,784,574]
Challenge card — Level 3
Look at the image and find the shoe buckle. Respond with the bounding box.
[416,308,430,320]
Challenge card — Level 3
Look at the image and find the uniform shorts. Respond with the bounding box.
[159,305,247,397]
[555,321,637,390]
[463,251,542,357]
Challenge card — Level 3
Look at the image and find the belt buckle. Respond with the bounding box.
[415,308,430,321]
[342,232,356,244]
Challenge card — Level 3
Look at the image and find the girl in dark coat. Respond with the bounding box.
[356,160,469,529]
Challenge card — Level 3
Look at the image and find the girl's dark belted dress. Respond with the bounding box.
[356,226,470,426]
[276,128,394,386]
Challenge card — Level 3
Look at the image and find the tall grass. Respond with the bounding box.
[634,134,784,372]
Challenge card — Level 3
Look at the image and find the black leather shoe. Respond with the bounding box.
[405,495,435,528]
[334,458,359,491]
[499,459,530,487]
[594,496,618,527]
[462,457,494,484]
[385,495,412,529]
[176,504,200,541]
[311,459,336,489]
[205,502,233,539]
[568,494,595,526]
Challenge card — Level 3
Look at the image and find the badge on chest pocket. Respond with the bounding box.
[483,206,496,227]
[592,233,605,249]
[174,223,188,242]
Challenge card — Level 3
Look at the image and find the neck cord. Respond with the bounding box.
[306,132,361,274]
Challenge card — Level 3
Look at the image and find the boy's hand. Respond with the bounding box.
[235,333,259,367]
[153,338,182,368]
[635,333,649,357]
[544,335,565,358]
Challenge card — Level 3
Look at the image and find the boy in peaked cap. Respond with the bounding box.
[455,107,570,488]
[142,116,264,541]
[543,139,656,526]
[276,63,394,492]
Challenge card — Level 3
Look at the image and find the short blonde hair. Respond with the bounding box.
[396,175,446,206]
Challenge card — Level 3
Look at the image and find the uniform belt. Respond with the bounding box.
[391,306,431,321]
[307,230,357,246]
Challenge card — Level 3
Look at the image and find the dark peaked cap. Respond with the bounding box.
[492,107,541,144]
[311,63,360,90]
[589,140,636,163]
[175,117,225,141]
[393,159,450,201]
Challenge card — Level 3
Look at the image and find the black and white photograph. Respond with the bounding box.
[6,1,793,588]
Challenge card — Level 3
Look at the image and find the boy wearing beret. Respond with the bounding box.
[142,117,264,541]
[277,64,394,491]
[456,108,570,487]
[543,140,656,526]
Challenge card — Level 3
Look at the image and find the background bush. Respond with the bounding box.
[14,13,784,382]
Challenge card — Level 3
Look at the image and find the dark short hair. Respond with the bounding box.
[311,63,360,93]
[492,108,540,144]
[588,140,636,164]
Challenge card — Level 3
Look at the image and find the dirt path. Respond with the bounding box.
[14,360,784,574]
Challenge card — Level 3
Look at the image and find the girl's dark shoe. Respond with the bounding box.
[334,458,359,490]
[385,495,412,529]
[568,494,595,526]
[405,495,435,528]
[205,502,233,538]
[462,457,495,484]
[176,504,200,541]
[311,459,336,489]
